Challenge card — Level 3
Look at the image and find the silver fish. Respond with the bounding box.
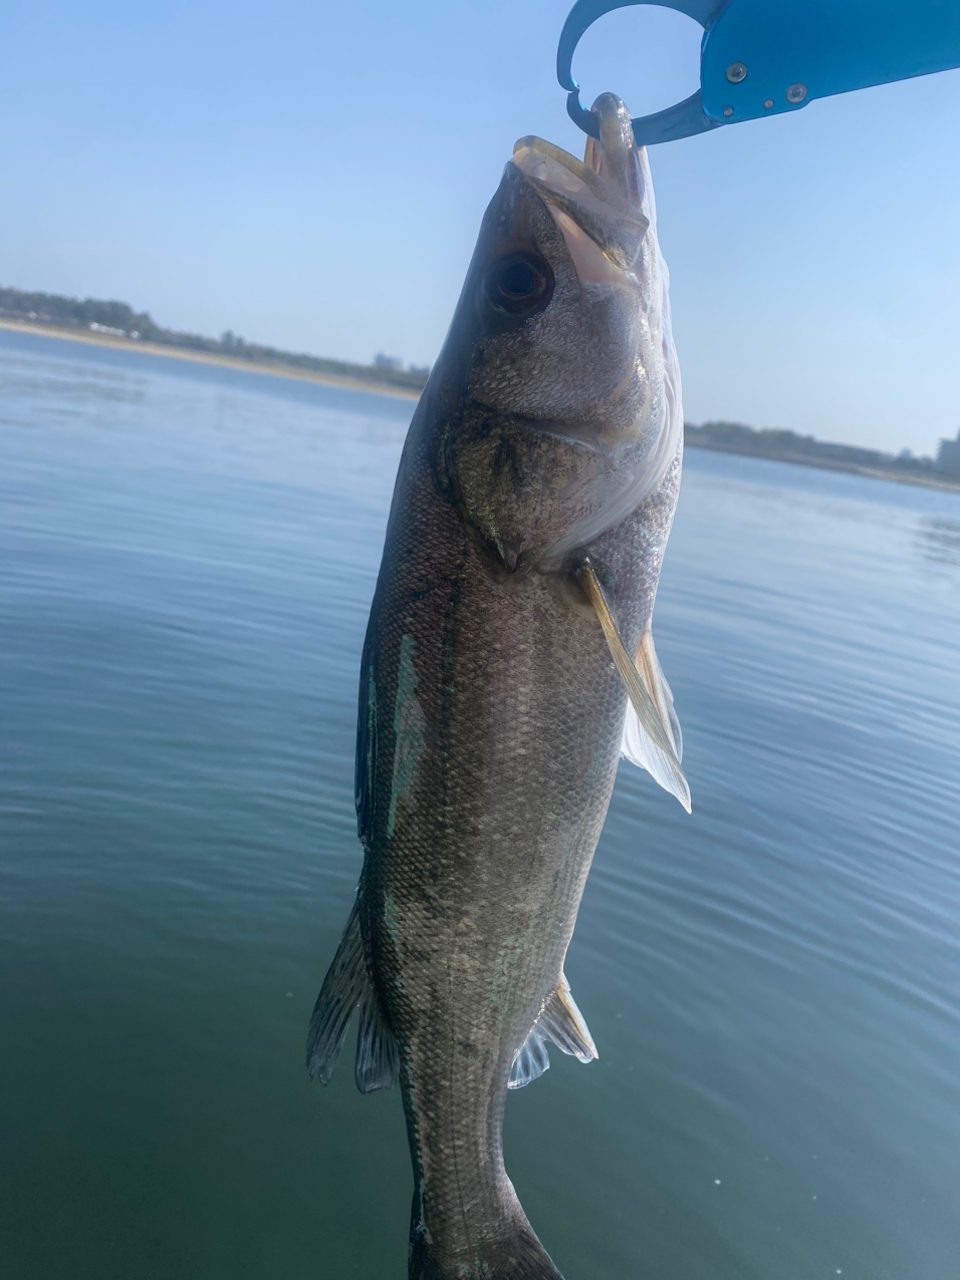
[307,94,689,1280]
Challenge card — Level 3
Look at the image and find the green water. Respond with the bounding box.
[2,328,959,1279]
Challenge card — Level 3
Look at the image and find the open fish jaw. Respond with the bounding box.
[499,96,682,564]
[512,94,651,274]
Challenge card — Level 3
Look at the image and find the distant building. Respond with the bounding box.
[89,321,126,338]
[373,353,402,371]
[936,430,960,475]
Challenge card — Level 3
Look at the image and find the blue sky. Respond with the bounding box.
[1,0,957,453]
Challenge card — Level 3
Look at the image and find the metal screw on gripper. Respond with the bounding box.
[786,82,808,103]
[763,98,774,109]
[722,105,734,116]
[726,62,747,83]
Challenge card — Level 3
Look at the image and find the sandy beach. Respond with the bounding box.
[0,318,422,402]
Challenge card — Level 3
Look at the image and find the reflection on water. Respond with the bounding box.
[918,516,960,567]
[1,328,960,1280]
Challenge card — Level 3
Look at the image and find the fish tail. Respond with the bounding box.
[408,1189,565,1280]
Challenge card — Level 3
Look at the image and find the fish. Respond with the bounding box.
[306,93,689,1280]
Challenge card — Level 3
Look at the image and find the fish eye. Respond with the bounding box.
[482,252,554,316]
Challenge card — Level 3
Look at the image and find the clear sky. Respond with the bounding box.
[2,0,957,453]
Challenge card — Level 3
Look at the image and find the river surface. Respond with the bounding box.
[2,327,959,1280]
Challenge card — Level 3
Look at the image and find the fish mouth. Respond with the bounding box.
[511,93,650,278]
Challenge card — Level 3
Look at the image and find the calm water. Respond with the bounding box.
[2,327,959,1280]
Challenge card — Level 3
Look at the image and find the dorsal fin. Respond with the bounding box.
[354,979,400,1094]
[306,897,399,1093]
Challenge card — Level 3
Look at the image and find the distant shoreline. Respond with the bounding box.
[4,317,958,496]
[0,318,421,402]
[685,440,960,495]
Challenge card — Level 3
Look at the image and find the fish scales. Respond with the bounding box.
[308,94,688,1280]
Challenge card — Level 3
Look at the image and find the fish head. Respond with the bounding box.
[439,93,682,575]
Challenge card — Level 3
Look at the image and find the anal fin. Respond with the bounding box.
[576,558,691,813]
[508,973,598,1090]
[306,896,399,1093]
[539,974,598,1062]
[509,1027,551,1089]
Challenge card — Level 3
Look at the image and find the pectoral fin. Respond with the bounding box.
[508,973,598,1090]
[576,558,691,813]
[621,627,690,809]
[306,897,400,1093]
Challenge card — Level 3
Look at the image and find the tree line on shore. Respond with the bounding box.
[0,285,942,473]
[685,420,935,475]
[0,285,429,392]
